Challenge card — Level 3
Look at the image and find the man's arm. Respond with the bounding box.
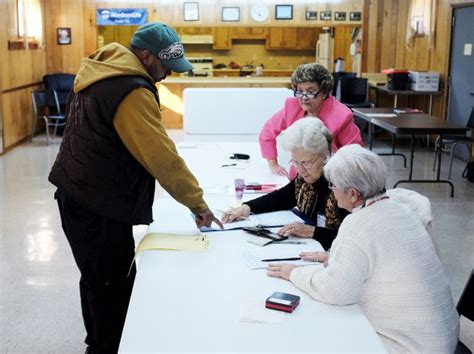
[113,88,207,214]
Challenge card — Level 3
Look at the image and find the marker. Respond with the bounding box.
[261,257,301,262]
[221,163,237,167]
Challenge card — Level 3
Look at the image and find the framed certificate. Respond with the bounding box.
[306,11,318,21]
[335,12,347,21]
[222,7,240,22]
[183,2,199,21]
[275,5,293,20]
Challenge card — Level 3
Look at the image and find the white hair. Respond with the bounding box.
[282,117,332,156]
[324,144,387,199]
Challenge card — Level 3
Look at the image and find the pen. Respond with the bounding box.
[278,241,307,245]
[261,257,301,262]
[221,163,237,167]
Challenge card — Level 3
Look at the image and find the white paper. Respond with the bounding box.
[366,113,397,118]
[240,298,285,324]
[240,246,324,270]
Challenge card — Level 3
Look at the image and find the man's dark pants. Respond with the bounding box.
[55,189,136,353]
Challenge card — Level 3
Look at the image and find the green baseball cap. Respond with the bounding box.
[130,22,192,73]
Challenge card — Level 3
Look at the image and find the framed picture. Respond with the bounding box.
[335,12,347,21]
[275,4,293,20]
[350,12,362,21]
[305,10,318,21]
[320,11,332,21]
[222,7,240,22]
[57,27,71,45]
[183,2,199,21]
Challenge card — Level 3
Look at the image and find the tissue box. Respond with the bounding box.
[409,71,439,91]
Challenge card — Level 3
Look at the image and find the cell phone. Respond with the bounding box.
[242,227,288,241]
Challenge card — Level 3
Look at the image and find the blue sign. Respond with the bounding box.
[96,9,148,26]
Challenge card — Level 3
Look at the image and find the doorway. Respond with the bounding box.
[447,4,474,161]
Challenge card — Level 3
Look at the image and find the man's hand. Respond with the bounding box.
[195,209,224,229]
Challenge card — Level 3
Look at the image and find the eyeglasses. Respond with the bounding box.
[293,90,321,99]
[328,182,339,191]
[289,159,318,170]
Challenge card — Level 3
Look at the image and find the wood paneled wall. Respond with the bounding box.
[1,0,47,151]
[363,0,473,120]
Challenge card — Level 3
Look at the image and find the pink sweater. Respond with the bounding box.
[259,96,363,159]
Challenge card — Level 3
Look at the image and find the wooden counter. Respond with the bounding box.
[157,77,292,128]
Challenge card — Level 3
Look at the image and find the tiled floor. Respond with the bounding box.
[0,132,473,353]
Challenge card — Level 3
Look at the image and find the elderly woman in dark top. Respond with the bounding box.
[222,117,347,250]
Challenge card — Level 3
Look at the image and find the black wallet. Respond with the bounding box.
[242,227,288,241]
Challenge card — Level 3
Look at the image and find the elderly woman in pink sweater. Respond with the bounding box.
[260,63,363,177]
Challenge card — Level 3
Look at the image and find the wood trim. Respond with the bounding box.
[451,1,474,9]
[1,82,43,94]
[1,135,31,155]
[361,0,370,72]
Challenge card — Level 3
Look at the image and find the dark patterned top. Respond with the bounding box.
[244,175,348,250]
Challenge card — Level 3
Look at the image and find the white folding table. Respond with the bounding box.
[119,197,387,353]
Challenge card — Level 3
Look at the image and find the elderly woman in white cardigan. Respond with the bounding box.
[267,145,459,354]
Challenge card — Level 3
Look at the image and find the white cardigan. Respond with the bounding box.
[290,198,459,353]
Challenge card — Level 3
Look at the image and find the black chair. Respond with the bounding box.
[455,270,473,354]
[432,107,474,179]
[31,90,66,145]
[43,73,75,111]
[332,71,356,98]
[339,77,374,109]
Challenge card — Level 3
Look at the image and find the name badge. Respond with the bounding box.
[316,213,326,228]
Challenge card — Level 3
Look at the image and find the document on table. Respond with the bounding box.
[201,210,304,232]
[135,233,209,256]
[366,113,397,118]
[240,246,324,270]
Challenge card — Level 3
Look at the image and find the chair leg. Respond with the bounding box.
[53,121,59,142]
[31,117,38,141]
[432,137,441,172]
[43,117,50,145]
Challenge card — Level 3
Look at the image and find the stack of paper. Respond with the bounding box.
[240,246,324,270]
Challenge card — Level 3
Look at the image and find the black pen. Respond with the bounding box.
[261,257,301,262]
[221,163,237,167]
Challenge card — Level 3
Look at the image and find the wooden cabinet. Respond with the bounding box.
[266,28,318,50]
[296,28,318,50]
[266,28,298,50]
[212,28,231,50]
[231,27,267,39]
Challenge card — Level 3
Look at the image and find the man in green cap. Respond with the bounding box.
[49,22,222,353]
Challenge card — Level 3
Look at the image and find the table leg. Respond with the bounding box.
[408,134,415,181]
[369,122,374,150]
[393,132,455,197]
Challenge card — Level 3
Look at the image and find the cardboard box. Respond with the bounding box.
[409,71,439,91]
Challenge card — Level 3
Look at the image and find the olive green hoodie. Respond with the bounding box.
[74,42,208,214]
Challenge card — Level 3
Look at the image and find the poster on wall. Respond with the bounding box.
[57,28,71,45]
[96,9,148,26]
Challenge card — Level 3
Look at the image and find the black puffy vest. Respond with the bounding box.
[49,75,159,225]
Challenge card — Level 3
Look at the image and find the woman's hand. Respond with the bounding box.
[277,222,315,238]
[266,263,297,280]
[268,159,289,177]
[300,251,329,267]
[221,204,251,223]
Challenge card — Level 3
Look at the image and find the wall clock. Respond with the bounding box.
[250,4,269,22]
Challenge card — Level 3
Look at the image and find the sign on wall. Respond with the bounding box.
[96,9,148,26]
